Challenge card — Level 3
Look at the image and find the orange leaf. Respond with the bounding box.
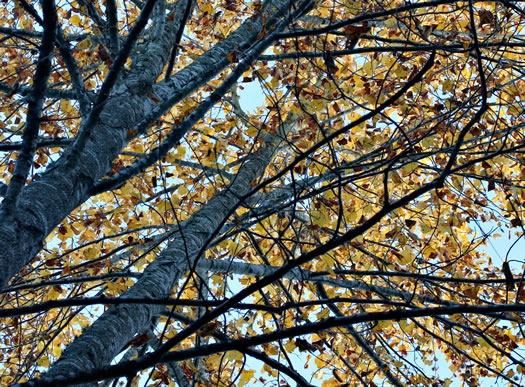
[126,128,137,138]
[226,51,238,63]
[167,8,176,22]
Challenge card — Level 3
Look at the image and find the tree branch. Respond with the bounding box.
[0,0,57,214]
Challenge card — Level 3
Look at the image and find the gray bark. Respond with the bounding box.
[37,123,294,383]
[0,0,303,291]
[194,257,447,304]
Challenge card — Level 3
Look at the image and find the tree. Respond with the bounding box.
[0,0,525,385]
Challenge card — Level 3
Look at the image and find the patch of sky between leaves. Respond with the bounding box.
[237,80,266,113]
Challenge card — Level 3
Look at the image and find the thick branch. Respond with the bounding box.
[21,304,525,386]
[64,0,158,169]
[105,0,120,58]
[1,0,57,213]
[32,98,296,383]
[0,0,302,292]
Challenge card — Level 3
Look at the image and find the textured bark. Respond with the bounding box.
[0,0,300,291]
[1,0,57,212]
[37,129,287,383]
[4,1,525,386]
[195,257,438,303]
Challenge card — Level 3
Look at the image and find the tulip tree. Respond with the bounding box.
[1,0,525,385]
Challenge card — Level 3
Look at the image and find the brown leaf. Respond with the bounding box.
[196,321,221,337]
[126,128,137,138]
[166,8,176,22]
[226,51,238,63]
[257,26,268,40]
[517,278,525,301]
[510,218,522,228]
[224,0,236,11]
[323,51,338,74]
[295,338,317,352]
[294,164,306,174]
[478,9,495,27]
[97,45,111,61]
[128,333,150,347]
[503,261,515,290]
[481,160,492,170]
[405,219,417,229]
[45,258,60,267]
[343,24,370,49]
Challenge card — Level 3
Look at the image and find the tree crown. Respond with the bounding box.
[1,0,525,385]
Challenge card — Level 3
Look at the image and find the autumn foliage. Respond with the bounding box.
[1,0,525,385]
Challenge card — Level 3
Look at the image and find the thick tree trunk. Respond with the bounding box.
[39,129,285,384]
[0,0,299,290]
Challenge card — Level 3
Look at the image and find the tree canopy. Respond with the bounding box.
[1,0,525,385]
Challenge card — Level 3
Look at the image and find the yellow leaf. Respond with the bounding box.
[262,363,277,377]
[37,356,50,367]
[52,344,62,358]
[374,320,392,332]
[477,336,491,349]
[320,253,337,275]
[225,350,243,362]
[47,286,62,300]
[76,37,92,50]
[19,16,33,30]
[227,240,240,256]
[119,182,134,196]
[247,126,258,137]
[400,248,415,265]
[398,319,410,332]
[384,17,397,27]
[314,355,325,369]
[107,281,121,294]
[238,369,255,387]
[317,308,330,319]
[363,60,377,76]
[311,210,329,227]
[201,3,213,14]
[402,162,418,176]
[84,246,99,260]
[57,99,69,113]
[284,339,296,352]
[70,15,81,26]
